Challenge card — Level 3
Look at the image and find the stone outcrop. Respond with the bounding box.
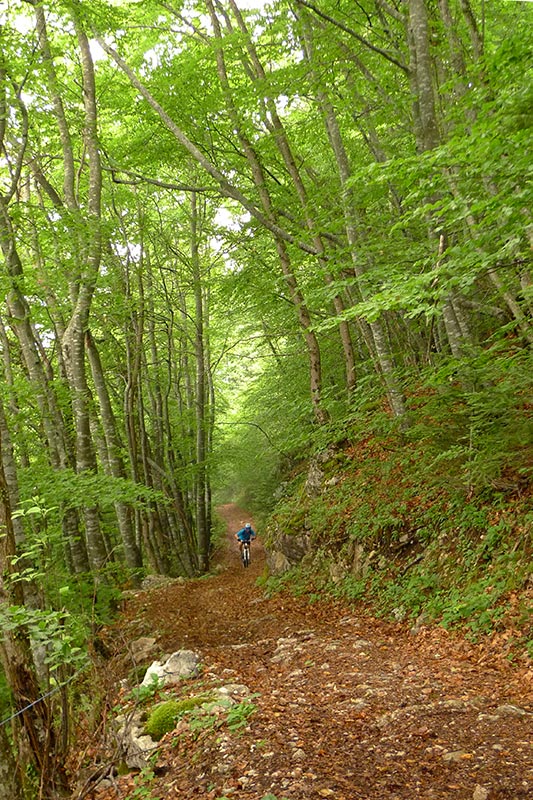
[266,529,312,576]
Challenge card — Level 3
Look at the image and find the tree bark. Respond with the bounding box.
[224,0,357,394]
[299,15,408,420]
[0,429,69,798]
[61,7,108,574]
[85,331,143,575]
[191,192,210,571]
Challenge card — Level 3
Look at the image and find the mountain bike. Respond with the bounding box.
[241,540,251,568]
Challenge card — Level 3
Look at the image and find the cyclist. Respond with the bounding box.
[235,522,256,555]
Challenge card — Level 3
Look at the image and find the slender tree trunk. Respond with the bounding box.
[206,0,329,423]
[406,0,478,357]
[0,206,90,572]
[408,0,440,153]
[32,1,78,210]
[224,0,356,393]
[96,35,330,424]
[61,8,108,574]
[0,201,63,466]
[85,331,143,575]
[190,192,210,571]
[0,723,22,800]
[458,0,484,59]
[299,17,407,419]
[96,36,322,257]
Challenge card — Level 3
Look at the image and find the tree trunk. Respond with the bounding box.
[225,0,356,394]
[85,331,143,575]
[0,431,69,798]
[299,16,407,420]
[406,0,479,357]
[206,0,329,424]
[0,723,23,800]
[191,192,210,571]
[407,0,440,153]
[61,7,109,575]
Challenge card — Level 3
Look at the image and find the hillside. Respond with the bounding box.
[263,423,533,664]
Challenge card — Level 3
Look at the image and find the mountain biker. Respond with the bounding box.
[235,522,256,555]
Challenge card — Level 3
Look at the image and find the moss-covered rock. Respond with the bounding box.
[144,696,209,740]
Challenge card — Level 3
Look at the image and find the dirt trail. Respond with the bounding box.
[93,504,533,800]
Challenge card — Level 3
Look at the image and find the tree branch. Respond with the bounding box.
[94,36,321,257]
[294,0,409,74]
[102,163,218,193]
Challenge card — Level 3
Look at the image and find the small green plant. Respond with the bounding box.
[331,574,367,602]
[226,698,258,732]
[0,604,88,676]
[129,674,163,704]
[131,765,161,800]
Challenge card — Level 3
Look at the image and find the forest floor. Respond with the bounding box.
[82,504,533,800]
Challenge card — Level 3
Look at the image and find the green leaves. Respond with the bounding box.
[0,604,88,674]
[18,467,166,512]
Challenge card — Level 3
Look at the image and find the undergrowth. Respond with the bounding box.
[263,419,533,658]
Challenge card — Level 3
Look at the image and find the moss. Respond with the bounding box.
[144,695,211,740]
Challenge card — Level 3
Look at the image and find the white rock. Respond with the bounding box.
[141,649,200,687]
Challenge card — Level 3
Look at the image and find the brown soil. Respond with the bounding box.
[82,504,533,800]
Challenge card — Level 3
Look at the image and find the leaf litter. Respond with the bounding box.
[74,504,532,800]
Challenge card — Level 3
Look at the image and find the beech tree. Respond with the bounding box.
[0,1,531,793]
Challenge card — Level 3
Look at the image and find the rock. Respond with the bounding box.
[305,460,324,497]
[141,650,200,687]
[130,637,157,662]
[473,786,489,800]
[267,531,311,575]
[329,560,348,584]
[443,750,469,762]
[496,704,529,716]
[292,748,307,761]
[267,550,291,575]
[214,684,250,700]
[141,575,173,590]
[392,606,406,622]
[115,711,159,769]
[352,638,372,649]
[410,612,430,635]
[141,575,186,590]
[349,543,374,580]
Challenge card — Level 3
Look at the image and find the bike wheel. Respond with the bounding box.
[242,545,250,567]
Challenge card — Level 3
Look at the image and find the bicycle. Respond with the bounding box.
[241,540,251,568]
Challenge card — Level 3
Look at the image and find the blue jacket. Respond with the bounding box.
[236,526,256,542]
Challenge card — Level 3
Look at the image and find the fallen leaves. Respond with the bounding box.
[78,505,533,800]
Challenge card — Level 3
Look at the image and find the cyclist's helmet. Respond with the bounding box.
[244,523,251,529]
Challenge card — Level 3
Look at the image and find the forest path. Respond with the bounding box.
[93,504,533,800]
